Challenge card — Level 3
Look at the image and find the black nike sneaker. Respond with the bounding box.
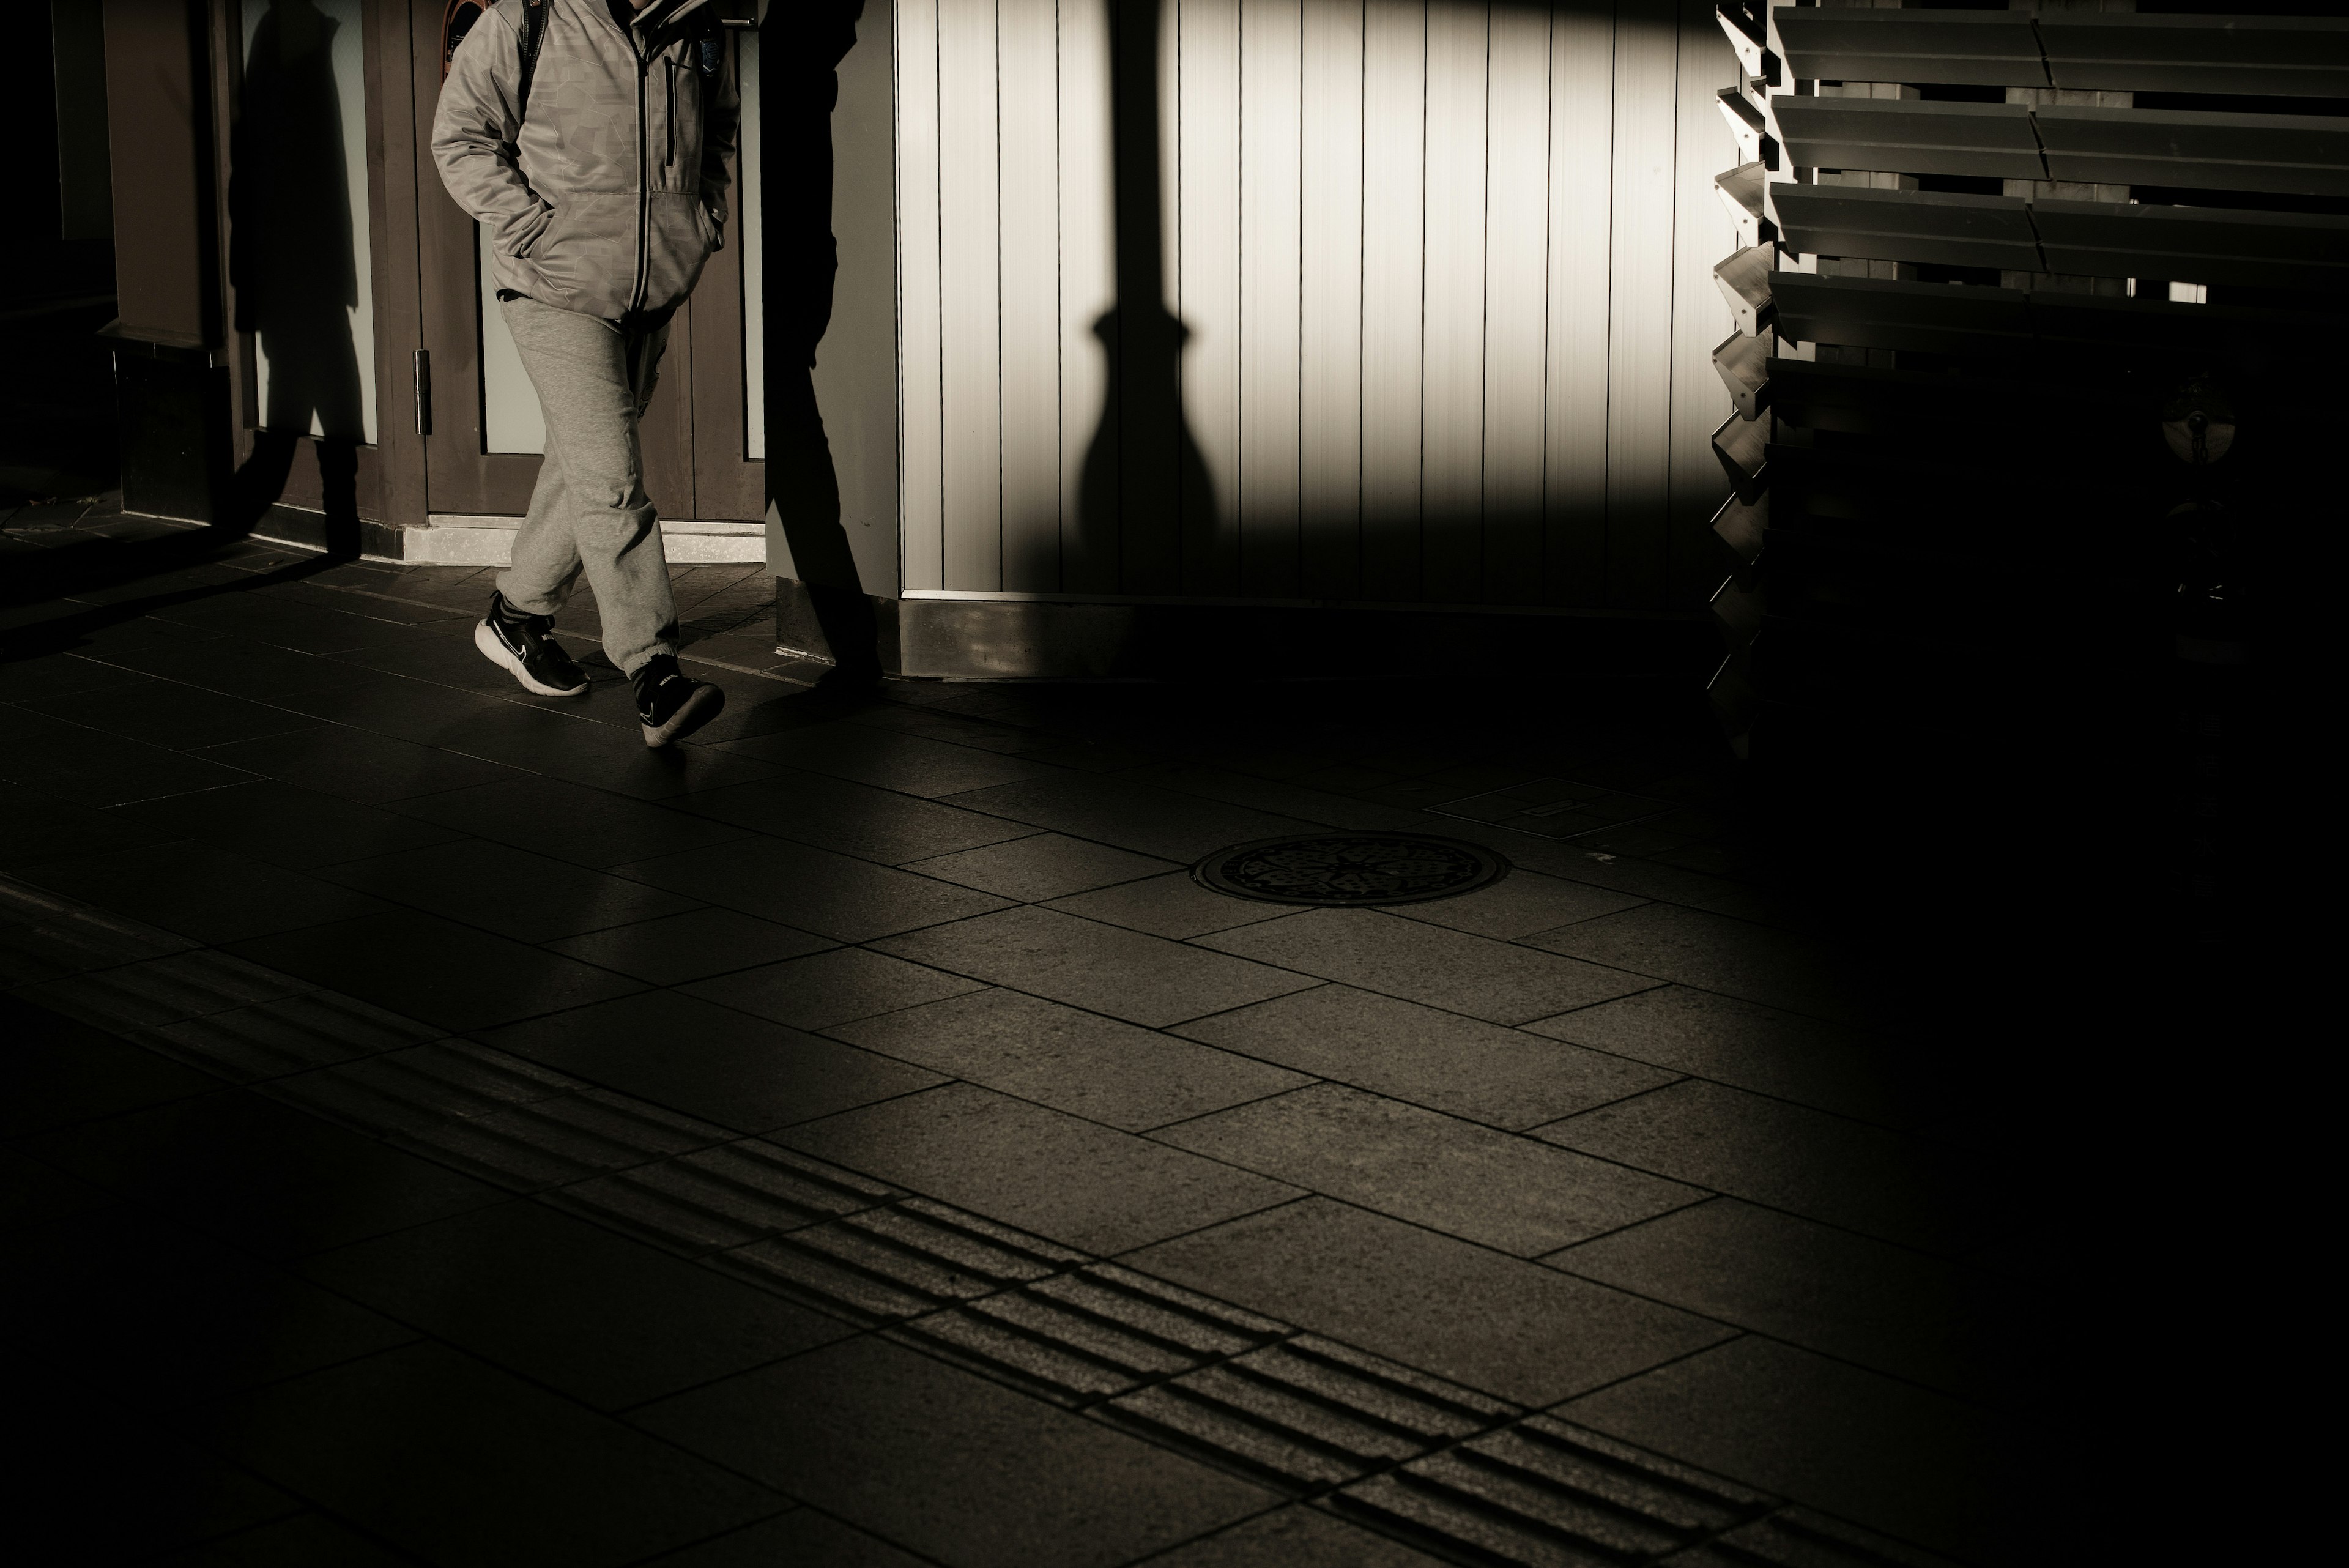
[632,655,724,748]
[475,592,589,696]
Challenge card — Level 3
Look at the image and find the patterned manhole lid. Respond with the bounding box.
[1193,833,1510,907]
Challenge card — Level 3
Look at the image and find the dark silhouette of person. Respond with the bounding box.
[229,0,363,539]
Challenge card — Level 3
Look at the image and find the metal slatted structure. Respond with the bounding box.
[1701,1,2343,762]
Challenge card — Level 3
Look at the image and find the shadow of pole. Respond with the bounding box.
[1074,0,1217,596]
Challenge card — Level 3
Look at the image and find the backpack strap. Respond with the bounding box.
[514,0,549,125]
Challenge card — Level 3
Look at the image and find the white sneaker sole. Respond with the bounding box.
[640,683,724,748]
[475,620,587,697]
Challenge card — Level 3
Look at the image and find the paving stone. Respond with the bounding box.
[321,838,707,943]
[829,988,1310,1131]
[0,1145,115,1233]
[190,1340,784,1568]
[18,947,309,1030]
[1158,1083,1705,1255]
[938,773,1328,862]
[229,910,648,1032]
[1041,871,1297,940]
[614,835,1013,942]
[549,1138,903,1257]
[1560,1337,2002,1564]
[1336,1414,1775,1565]
[719,720,1072,796]
[267,1039,732,1191]
[0,1208,418,1409]
[1105,1334,1520,1490]
[1197,908,1658,1025]
[425,704,782,801]
[1390,869,1649,940]
[543,906,837,984]
[899,831,1178,902]
[482,990,944,1133]
[17,1382,303,1566]
[1525,904,1865,1023]
[385,775,755,868]
[1145,1507,1452,1567]
[718,1195,1089,1323]
[108,778,467,869]
[1660,1506,1970,1567]
[0,784,181,867]
[148,989,447,1082]
[194,723,529,803]
[1545,1198,2035,1400]
[10,840,393,944]
[1533,1081,1998,1254]
[0,708,267,806]
[686,946,987,1030]
[632,1336,1277,1568]
[18,678,323,751]
[300,1200,850,1410]
[897,1261,1290,1403]
[1521,986,1918,1127]
[0,994,231,1137]
[141,1511,421,1567]
[637,1510,932,1567]
[676,771,1035,864]
[29,1088,507,1260]
[778,1082,1303,1254]
[1174,984,1675,1129]
[872,905,1316,1028]
[1126,1198,1733,1405]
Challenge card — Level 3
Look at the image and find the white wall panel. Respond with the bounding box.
[1482,2,1551,605]
[938,0,1003,590]
[1545,7,1616,608]
[1059,0,1118,594]
[897,0,945,590]
[898,0,1734,610]
[1177,0,1244,595]
[1359,0,1427,602]
[1297,0,1363,600]
[1605,0,1682,611]
[999,0,1064,591]
[1238,0,1304,598]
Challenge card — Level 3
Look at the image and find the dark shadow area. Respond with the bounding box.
[1071,0,1219,596]
[227,0,363,549]
[761,1,883,683]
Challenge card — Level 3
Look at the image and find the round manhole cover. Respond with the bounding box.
[1193,833,1510,907]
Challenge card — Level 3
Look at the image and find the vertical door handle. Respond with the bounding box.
[414,349,433,436]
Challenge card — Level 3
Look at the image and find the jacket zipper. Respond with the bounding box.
[629,43,651,314]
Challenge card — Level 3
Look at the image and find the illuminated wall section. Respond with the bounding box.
[892,0,1739,611]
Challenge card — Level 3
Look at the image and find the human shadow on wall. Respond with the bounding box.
[226,0,362,552]
[762,0,882,682]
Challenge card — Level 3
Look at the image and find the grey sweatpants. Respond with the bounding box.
[495,295,678,675]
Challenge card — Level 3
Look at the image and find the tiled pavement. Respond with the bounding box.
[2,499,2189,1566]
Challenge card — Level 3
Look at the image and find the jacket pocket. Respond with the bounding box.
[524,191,636,319]
[640,191,717,317]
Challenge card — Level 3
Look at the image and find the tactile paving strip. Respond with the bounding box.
[1657,1507,1965,1568]
[1335,1416,1775,1564]
[899,1263,1290,1405]
[265,1041,730,1191]
[1108,1336,1522,1491]
[717,1197,1088,1325]
[547,1139,903,1256]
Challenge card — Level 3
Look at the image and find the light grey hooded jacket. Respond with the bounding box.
[432,0,739,323]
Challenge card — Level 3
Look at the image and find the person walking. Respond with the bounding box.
[432,0,735,746]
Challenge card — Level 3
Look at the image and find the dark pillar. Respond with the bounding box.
[102,0,231,522]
